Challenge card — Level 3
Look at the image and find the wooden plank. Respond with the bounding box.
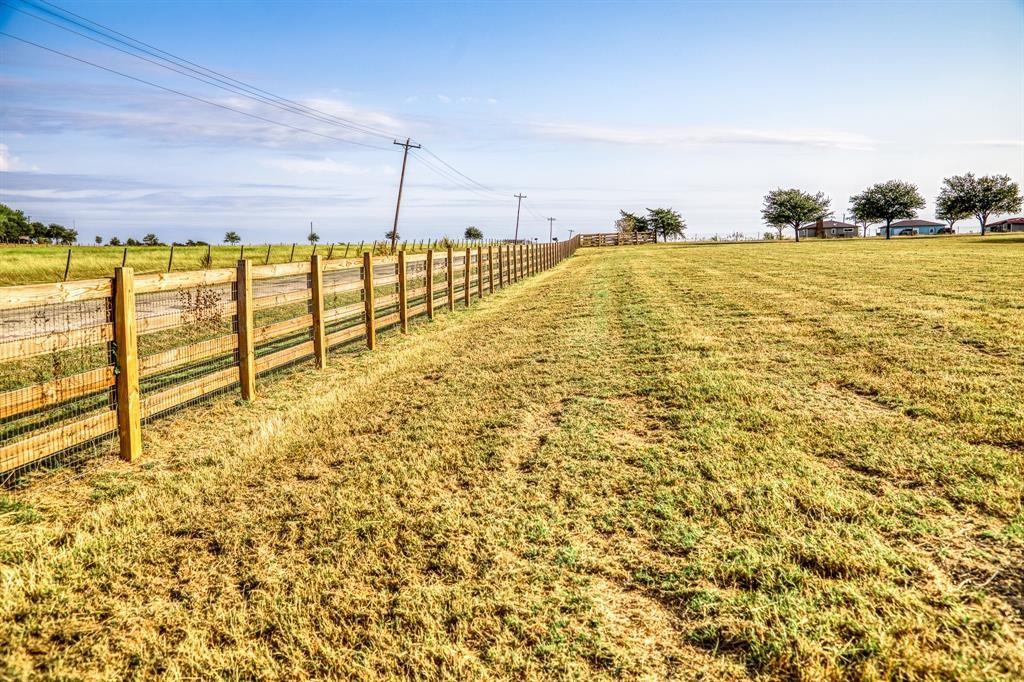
[251,261,309,279]
[363,252,376,350]
[321,279,363,296]
[0,409,117,474]
[0,366,114,421]
[322,258,363,273]
[425,248,434,319]
[398,251,409,334]
[376,312,401,328]
[477,246,484,298]
[310,254,327,369]
[141,366,238,418]
[140,334,237,378]
[135,268,234,294]
[326,323,365,347]
[0,278,112,311]
[254,340,314,373]
[236,259,256,401]
[376,293,399,309]
[0,324,113,363]
[407,302,428,318]
[253,315,312,346]
[374,274,399,287]
[113,267,142,463]
[253,287,310,311]
[136,300,234,335]
[323,302,364,324]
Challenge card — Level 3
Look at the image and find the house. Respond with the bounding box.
[987,217,1024,233]
[877,219,945,237]
[797,219,858,239]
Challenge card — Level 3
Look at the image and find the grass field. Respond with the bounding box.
[0,241,480,286]
[1,236,1022,679]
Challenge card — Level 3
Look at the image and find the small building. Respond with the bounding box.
[877,219,945,237]
[987,217,1024,233]
[797,219,858,239]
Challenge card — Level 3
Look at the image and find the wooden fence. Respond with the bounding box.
[578,232,657,247]
[0,236,581,480]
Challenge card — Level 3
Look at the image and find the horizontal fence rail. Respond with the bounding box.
[579,232,657,247]
[0,236,582,483]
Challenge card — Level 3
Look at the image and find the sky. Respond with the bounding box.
[1,0,1022,243]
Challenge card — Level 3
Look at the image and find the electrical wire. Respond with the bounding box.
[0,31,399,151]
[21,0,400,141]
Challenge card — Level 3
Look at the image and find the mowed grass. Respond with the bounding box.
[1,236,1022,679]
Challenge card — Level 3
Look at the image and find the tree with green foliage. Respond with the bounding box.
[142,233,161,246]
[645,208,686,242]
[109,237,122,246]
[308,231,320,245]
[849,181,925,240]
[464,226,483,240]
[760,188,831,242]
[615,210,646,235]
[935,178,973,232]
[0,203,31,242]
[937,173,1022,235]
[224,231,241,245]
[95,235,103,245]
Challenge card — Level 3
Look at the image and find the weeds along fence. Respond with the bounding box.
[578,232,657,247]
[0,236,581,484]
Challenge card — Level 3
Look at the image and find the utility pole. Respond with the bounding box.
[547,217,556,242]
[391,138,421,253]
[513,193,526,243]
[568,228,574,240]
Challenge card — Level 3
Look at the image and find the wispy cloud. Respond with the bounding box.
[436,94,451,104]
[260,156,394,176]
[954,139,1024,148]
[529,121,876,151]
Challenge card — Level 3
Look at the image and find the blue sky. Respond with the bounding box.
[1,0,1022,243]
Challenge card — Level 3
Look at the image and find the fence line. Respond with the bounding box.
[0,236,581,482]
[578,232,657,247]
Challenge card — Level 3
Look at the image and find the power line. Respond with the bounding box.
[20,0,400,141]
[419,146,499,195]
[0,31,399,151]
[6,1,400,143]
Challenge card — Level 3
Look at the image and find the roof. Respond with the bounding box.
[987,217,1024,226]
[888,219,944,227]
[798,220,857,229]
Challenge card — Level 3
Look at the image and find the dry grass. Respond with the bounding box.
[1,236,1022,679]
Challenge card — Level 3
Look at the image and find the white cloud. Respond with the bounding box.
[0,144,18,171]
[487,98,498,105]
[529,121,876,151]
[955,139,1024,148]
[261,157,377,175]
[436,94,451,104]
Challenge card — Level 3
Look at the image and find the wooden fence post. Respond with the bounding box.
[464,247,472,307]
[425,248,435,319]
[497,244,504,287]
[310,254,327,368]
[488,245,494,294]
[446,246,455,312]
[236,259,256,400]
[113,266,142,462]
[477,245,484,299]
[398,250,409,333]
[363,251,376,350]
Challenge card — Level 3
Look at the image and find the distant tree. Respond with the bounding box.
[760,188,831,242]
[848,210,876,238]
[308,231,320,245]
[849,180,925,240]
[646,208,686,242]
[125,238,141,247]
[224,231,241,245]
[29,221,46,243]
[938,173,1022,235]
[0,203,31,242]
[384,229,399,242]
[142,233,161,246]
[94,235,103,245]
[109,237,122,246]
[464,226,483,240]
[935,178,972,232]
[762,231,777,240]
